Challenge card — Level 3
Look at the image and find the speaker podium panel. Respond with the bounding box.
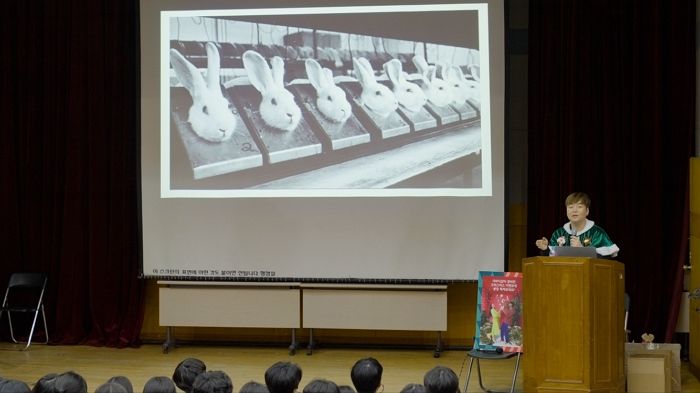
[522,256,625,393]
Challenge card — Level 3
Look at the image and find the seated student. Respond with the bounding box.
[535,192,619,258]
[264,362,302,393]
[423,366,459,393]
[173,358,207,393]
[54,371,88,393]
[302,379,340,393]
[143,376,177,393]
[400,384,425,393]
[32,373,58,393]
[350,358,383,393]
[95,381,128,393]
[191,371,233,393]
[106,376,133,393]
[0,379,32,393]
[239,381,269,393]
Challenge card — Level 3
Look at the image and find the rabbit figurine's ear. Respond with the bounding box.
[305,58,326,91]
[412,55,429,75]
[383,59,403,86]
[353,57,371,87]
[323,68,334,85]
[358,57,373,74]
[205,42,222,96]
[243,50,274,94]
[270,56,286,87]
[170,48,207,101]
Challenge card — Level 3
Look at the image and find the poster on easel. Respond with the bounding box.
[474,271,523,353]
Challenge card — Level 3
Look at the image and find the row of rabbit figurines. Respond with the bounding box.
[169,41,481,144]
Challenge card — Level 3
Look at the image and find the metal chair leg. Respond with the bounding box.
[464,356,476,392]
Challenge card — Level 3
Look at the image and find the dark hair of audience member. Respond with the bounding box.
[173,358,207,393]
[350,358,383,393]
[191,371,233,393]
[32,373,58,393]
[400,384,426,393]
[264,361,302,393]
[302,379,340,393]
[240,381,269,393]
[0,379,31,393]
[95,381,128,393]
[106,376,133,393]
[338,385,356,393]
[143,376,177,393]
[423,366,459,393]
[54,371,88,393]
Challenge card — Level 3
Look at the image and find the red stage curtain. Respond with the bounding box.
[527,0,695,342]
[0,0,143,347]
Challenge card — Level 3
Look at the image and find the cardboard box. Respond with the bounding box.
[627,352,671,392]
[625,343,681,392]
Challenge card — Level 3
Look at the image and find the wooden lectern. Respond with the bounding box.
[522,256,625,392]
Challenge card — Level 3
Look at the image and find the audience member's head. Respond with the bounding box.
[0,379,31,393]
[106,376,133,393]
[400,384,426,393]
[95,381,128,393]
[143,376,176,393]
[239,381,269,393]
[350,358,383,393]
[54,371,88,393]
[32,373,58,393]
[423,367,458,393]
[173,358,207,393]
[264,362,302,393]
[338,386,356,393]
[191,371,233,393]
[302,379,339,393]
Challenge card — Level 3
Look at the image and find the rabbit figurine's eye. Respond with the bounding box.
[327,95,333,101]
[438,87,444,91]
[271,98,277,106]
[406,88,413,93]
[202,105,209,115]
[375,90,382,96]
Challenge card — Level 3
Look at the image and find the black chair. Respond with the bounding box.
[0,273,49,350]
[464,348,521,393]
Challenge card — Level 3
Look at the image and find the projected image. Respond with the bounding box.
[162,5,490,197]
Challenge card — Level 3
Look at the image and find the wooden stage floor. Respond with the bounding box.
[1,343,700,392]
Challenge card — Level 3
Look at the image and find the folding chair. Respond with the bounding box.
[0,273,49,350]
[463,348,521,393]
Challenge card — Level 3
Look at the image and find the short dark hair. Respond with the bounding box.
[0,379,31,393]
[423,366,458,393]
[173,358,207,392]
[32,373,58,393]
[400,384,426,393]
[95,382,127,393]
[350,358,383,393]
[303,379,340,393]
[240,381,270,393]
[265,362,302,393]
[565,192,591,208]
[107,376,133,393]
[191,371,233,393]
[143,376,177,393]
[338,386,356,393]
[54,371,88,393]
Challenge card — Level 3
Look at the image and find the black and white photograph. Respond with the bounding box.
[161,4,491,197]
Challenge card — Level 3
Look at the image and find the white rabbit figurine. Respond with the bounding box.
[169,42,237,142]
[352,57,398,118]
[383,58,427,114]
[305,58,352,123]
[242,50,301,131]
[411,55,453,108]
[444,64,480,106]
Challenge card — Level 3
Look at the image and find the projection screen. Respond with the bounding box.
[140,0,505,282]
